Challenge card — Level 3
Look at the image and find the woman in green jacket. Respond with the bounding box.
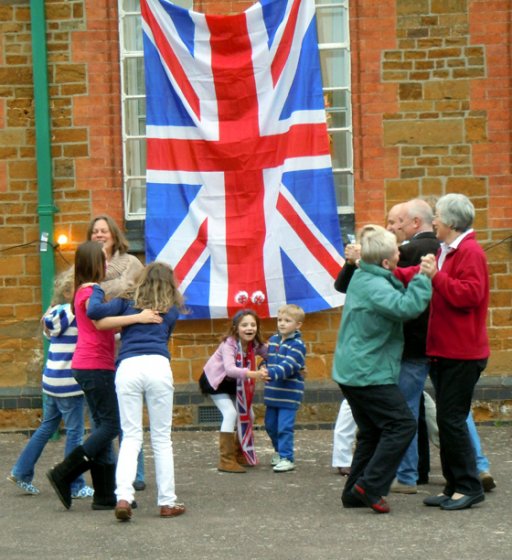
[332,225,432,513]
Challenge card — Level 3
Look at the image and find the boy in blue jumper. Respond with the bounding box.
[263,304,306,473]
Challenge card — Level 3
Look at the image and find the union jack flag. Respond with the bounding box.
[142,0,344,319]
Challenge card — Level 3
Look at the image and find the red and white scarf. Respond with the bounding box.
[235,341,258,465]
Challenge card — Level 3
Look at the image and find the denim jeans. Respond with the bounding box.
[396,358,430,485]
[11,394,87,491]
[467,411,490,473]
[73,369,120,465]
[265,407,297,462]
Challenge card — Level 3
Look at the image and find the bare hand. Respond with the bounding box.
[420,254,437,278]
[345,244,361,265]
[138,309,163,324]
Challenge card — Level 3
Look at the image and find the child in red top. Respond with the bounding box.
[47,241,157,511]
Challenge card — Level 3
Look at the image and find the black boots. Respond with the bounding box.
[46,446,90,509]
[90,462,117,510]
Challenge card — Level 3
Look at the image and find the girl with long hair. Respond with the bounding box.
[87,262,186,521]
[46,241,158,511]
[199,310,269,473]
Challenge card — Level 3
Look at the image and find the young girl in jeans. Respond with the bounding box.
[47,241,156,511]
[8,270,93,499]
[199,310,269,473]
[87,262,186,521]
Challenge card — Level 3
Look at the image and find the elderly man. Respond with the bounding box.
[389,199,440,494]
[400,194,489,510]
[386,203,406,244]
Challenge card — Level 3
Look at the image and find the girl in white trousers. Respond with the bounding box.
[87,262,185,521]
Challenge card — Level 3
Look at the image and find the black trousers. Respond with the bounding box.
[430,357,486,496]
[339,383,416,497]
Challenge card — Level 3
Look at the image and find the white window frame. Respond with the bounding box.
[118,0,354,221]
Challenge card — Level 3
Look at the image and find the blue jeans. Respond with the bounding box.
[265,407,297,462]
[396,358,430,486]
[467,411,490,473]
[11,394,87,491]
[74,369,120,465]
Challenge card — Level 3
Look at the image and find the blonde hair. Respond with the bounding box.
[51,268,75,305]
[132,262,184,314]
[360,224,397,265]
[278,304,305,324]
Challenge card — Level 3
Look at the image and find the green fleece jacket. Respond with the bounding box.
[332,260,432,387]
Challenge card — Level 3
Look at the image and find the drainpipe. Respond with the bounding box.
[30,1,59,438]
[30,0,57,313]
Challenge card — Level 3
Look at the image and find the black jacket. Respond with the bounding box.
[398,231,439,358]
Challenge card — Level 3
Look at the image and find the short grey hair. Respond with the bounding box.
[436,193,475,232]
[360,224,397,265]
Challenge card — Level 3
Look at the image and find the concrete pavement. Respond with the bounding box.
[0,426,510,560]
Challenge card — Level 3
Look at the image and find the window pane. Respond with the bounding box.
[123,15,143,51]
[330,130,352,169]
[126,178,147,216]
[333,171,354,208]
[320,49,350,88]
[316,6,347,44]
[123,57,145,96]
[124,98,146,136]
[122,0,139,11]
[125,138,147,176]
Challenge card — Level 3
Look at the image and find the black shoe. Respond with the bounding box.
[423,494,451,507]
[341,492,367,508]
[352,483,390,513]
[417,476,429,485]
[133,480,146,491]
[440,493,485,511]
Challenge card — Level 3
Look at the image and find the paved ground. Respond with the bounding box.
[0,425,511,560]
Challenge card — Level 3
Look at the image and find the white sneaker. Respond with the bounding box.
[273,458,295,473]
[71,485,94,499]
[271,453,281,466]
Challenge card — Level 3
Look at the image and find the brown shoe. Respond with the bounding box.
[160,503,186,518]
[479,471,496,492]
[115,500,132,522]
[337,467,351,477]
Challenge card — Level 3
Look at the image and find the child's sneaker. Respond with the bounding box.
[270,453,281,466]
[273,458,295,472]
[7,473,40,495]
[71,485,94,499]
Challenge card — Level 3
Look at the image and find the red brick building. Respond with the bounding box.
[1,0,511,429]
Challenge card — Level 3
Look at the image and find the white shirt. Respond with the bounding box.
[438,228,473,270]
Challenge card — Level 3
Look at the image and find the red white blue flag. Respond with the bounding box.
[142,0,344,319]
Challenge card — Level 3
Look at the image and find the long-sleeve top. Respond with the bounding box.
[203,336,268,390]
[263,331,306,410]
[87,285,179,364]
[394,231,490,360]
[72,286,115,371]
[102,251,144,300]
[332,261,432,387]
[42,304,83,397]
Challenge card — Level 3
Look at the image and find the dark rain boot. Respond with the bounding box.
[90,462,117,510]
[46,446,91,509]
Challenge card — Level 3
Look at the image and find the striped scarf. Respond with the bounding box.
[235,341,258,465]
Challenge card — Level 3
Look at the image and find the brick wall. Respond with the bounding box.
[0,0,511,430]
